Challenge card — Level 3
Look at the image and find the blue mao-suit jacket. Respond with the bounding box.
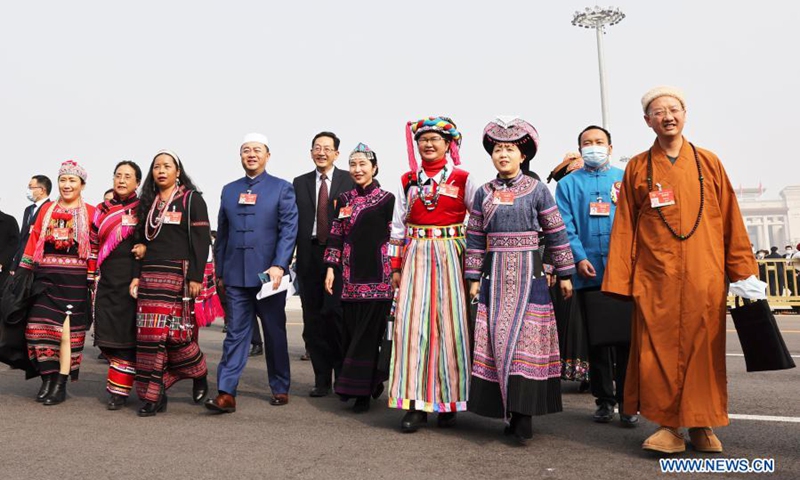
[215,171,299,288]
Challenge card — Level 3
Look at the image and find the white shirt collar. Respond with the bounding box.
[317,166,335,181]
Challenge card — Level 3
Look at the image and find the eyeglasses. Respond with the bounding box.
[417,136,445,145]
[312,146,336,154]
[647,107,685,119]
[28,186,43,191]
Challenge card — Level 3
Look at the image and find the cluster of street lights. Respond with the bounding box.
[571,6,625,130]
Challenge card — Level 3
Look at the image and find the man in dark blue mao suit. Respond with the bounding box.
[206,132,298,413]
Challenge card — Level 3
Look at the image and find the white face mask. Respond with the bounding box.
[25,190,36,203]
[581,145,609,167]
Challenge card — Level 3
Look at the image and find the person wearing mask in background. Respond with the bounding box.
[555,125,638,428]
[11,175,52,274]
[293,132,355,398]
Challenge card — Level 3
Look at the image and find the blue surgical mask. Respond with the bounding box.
[581,145,609,168]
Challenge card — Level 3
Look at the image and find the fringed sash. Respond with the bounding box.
[94,194,139,268]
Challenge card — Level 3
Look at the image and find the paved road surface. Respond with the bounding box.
[1,301,798,479]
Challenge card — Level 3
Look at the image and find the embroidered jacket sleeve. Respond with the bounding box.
[323,193,347,270]
[187,192,212,283]
[555,176,588,264]
[389,178,409,271]
[86,204,98,282]
[465,186,487,280]
[536,183,576,278]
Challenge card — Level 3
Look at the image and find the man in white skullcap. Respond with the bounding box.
[602,87,765,454]
[206,133,299,412]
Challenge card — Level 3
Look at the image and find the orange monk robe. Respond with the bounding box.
[602,138,756,428]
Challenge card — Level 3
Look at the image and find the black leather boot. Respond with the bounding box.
[400,411,427,433]
[138,394,168,417]
[107,393,128,411]
[43,374,69,406]
[353,396,370,413]
[36,373,56,402]
[193,376,208,404]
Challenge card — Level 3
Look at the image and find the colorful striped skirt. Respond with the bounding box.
[25,252,89,379]
[387,227,471,413]
[468,244,562,419]
[135,260,207,403]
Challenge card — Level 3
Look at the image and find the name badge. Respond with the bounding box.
[163,211,183,225]
[439,184,459,198]
[53,227,71,240]
[590,202,611,216]
[338,205,353,218]
[492,191,515,205]
[649,190,676,208]
[239,193,257,205]
[122,214,138,226]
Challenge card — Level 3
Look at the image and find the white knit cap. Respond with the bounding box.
[241,132,269,148]
[641,86,686,113]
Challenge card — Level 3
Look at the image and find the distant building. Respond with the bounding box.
[737,186,800,250]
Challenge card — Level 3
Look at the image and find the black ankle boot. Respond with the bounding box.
[513,414,533,445]
[193,376,208,404]
[43,374,69,406]
[138,394,168,417]
[36,373,56,402]
[437,412,457,428]
[107,393,128,411]
[353,396,370,413]
[401,411,427,433]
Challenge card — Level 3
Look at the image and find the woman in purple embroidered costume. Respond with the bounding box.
[130,150,211,417]
[324,143,395,413]
[19,160,97,406]
[91,161,142,410]
[465,117,575,444]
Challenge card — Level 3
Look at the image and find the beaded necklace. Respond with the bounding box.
[145,186,180,241]
[646,143,704,241]
[417,165,449,211]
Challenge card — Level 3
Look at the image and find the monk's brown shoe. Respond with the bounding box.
[642,427,686,454]
[688,427,723,453]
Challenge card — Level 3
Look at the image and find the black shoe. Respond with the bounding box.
[512,414,533,445]
[620,413,639,428]
[35,373,56,402]
[249,344,264,357]
[43,374,69,406]
[578,380,590,393]
[138,394,168,417]
[353,397,370,414]
[193,376,209,404]
[107,393,127,411]
[593,403,615,423]
[401,411,427,433]
[309,386,330,397]
[437,412,457,428]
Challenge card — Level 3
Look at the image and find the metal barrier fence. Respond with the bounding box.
[728,258,800,310]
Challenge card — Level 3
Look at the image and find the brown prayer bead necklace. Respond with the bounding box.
[646,143,704,241]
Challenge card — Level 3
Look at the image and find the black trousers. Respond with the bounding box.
[588,343,630,410]
[251,315,263,346]
[298,241,343,389]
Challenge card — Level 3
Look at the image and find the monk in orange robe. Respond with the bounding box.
[602,86,759,454]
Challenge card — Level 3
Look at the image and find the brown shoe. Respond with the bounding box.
[270,393,289,406]
[688,427,723,453]
[205,393,236,414]
[642,427,686,454]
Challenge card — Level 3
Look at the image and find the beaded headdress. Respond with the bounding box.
[405,116,462,171]
[58,160,88,182]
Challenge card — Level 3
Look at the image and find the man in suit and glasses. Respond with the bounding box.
[293,132,355,397]
[10,175,51,273]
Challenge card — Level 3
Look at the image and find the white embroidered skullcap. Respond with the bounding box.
[641,86,686,113]
[241,132,269,148]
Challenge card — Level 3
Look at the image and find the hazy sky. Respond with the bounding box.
[2,1,798,226]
